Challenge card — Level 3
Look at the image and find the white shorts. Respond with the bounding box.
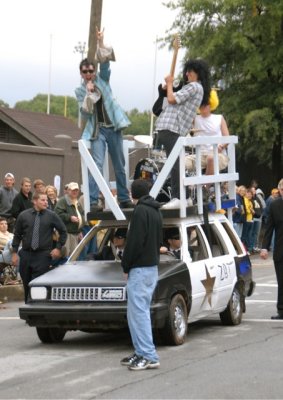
[185,153,229,172]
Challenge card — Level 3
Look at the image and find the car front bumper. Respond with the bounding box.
[19,301,169,330]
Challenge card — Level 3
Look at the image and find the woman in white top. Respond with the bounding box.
[185,103,230,175]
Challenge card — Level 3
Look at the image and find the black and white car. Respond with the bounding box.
[19,210,255,345]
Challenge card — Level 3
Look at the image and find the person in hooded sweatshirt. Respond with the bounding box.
[121,179,163,371]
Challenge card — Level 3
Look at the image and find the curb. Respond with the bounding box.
[0,284,24,302]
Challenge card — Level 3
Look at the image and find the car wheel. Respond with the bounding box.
[159,294,188,346]
[220,285,243,325]
[36,327,66,343]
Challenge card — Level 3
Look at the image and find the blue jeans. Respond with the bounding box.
[89,126,130,204]
[250,218,261,249]
[241,221,254,252]
[270,230,275,251]
[126,266,159,362]
[233,222,243,238]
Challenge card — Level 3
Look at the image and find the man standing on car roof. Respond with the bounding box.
[121,179,163,371]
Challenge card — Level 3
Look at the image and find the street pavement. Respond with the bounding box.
[1,253,282,400]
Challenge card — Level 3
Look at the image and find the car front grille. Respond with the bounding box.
[51,287,126,302]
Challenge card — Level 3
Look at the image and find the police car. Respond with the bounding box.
[19,135,255,344]
[19,208,255,345]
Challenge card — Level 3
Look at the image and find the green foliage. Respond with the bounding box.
[15,94,78,122]
[13,95,153,135]
[167,0,283,174]
[242,108,278,160]
[124,109,152,136]
[0,99,9,108]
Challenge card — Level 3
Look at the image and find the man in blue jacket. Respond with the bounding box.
[121,179,163,371]
[75,28,132,212]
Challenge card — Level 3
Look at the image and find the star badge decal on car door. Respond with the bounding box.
[201,264,216,307]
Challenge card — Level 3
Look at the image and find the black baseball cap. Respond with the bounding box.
[165,228,180,240]
[114,228,127,239]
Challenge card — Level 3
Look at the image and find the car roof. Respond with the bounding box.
[95,211,228,229]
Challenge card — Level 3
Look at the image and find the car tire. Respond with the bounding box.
[159,294,188,346]
[220,285,243,325]
[36,327,66,343]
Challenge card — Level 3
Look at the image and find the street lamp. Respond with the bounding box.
[74,41,87,128]
[74,41,87,61]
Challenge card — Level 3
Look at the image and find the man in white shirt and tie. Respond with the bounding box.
[94,228,127,260]
[160,227,181,259]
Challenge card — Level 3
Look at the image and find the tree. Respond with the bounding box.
[0,99,9,108]
[167,0,283,183]
[13,95,152,136]
[124,109,152,136]
[15,94,78,122]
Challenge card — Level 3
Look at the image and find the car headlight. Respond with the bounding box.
[30,287,48,300]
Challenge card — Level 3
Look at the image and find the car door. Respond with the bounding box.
[200,221,237,310]
[183,224,215,320]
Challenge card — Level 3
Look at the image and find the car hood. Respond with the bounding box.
[29,261,126,287]
[29,259,185,287]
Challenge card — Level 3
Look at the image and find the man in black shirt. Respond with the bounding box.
[260,178,283,319]
[11,192,67,302]
[9,177,33,220]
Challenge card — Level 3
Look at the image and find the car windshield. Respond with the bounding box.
[70,223,185,263]
[69,224,128,262]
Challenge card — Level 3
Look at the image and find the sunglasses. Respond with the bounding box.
[81,69,95,74]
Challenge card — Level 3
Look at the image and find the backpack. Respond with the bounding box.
[253,195,263,218]
[256,190,266,209]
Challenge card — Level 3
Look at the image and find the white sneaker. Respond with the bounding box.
[187,197,193,207]
[161,198,181,209]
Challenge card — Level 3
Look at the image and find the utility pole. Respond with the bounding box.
[47,34,52,114]
[87,0,103,63]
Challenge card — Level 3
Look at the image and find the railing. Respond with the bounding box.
[150,135,238,220]
[78,135,238,222]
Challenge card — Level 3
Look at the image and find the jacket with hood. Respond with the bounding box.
[122,195,163,274]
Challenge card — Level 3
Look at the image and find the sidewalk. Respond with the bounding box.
[249,251,274,268]
[0,283,24,303]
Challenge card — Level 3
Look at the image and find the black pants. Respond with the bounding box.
[19,249,52,303]
[156,130,180,199]
[274,260,283,313]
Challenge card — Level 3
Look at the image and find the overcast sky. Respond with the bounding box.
[0,0,185,112]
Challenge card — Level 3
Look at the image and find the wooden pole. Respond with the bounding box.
[252,0,257,16]
[87,0,103,63]
[64,96,67,117]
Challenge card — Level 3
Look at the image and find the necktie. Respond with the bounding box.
[173,250,180,259]
[31,212,40,250]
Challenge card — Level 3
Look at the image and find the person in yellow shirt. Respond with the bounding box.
[241,188,255,255]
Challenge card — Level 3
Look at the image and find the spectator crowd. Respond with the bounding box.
[0,172,89,287]
[232,179,279,255]
[0,168,280,289]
